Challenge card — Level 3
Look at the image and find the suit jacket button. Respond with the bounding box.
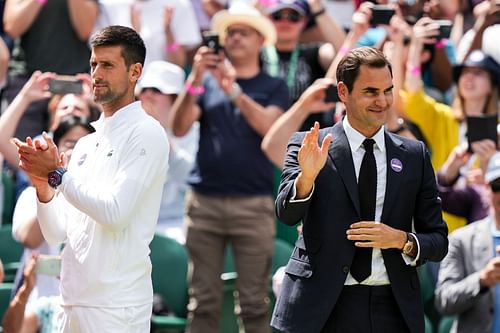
[342,266,349,274]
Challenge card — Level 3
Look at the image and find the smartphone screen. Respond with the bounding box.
[35,255,62,276]
[370,5,395,25]
[48,77,83,95]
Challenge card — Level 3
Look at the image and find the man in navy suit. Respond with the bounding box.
[270,47,448,333]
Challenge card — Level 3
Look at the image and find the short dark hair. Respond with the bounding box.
[90,25,146,67]
[336,47,392,92]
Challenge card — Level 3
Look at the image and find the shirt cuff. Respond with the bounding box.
[289,178,315,203]
[401,232,420,266]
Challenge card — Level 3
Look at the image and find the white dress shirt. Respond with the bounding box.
[37,102,169,307]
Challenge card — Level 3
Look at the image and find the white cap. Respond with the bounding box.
[486,152,500,183]
[138,61,185,95]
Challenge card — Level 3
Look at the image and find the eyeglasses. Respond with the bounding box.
[271,10,302,23]
[226,27,257,38]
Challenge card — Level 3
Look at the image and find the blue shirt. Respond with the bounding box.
[191,72,289,196]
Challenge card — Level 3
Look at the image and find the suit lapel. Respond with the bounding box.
[328,123,360,216]
[473,219,493,270]
[381,131,406,223]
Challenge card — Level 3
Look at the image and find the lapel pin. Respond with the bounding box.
[390,158,403,173]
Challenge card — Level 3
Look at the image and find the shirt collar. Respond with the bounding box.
[342,115,386,154]
[91,101,142,132]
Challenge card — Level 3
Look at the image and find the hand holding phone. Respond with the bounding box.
[434,19,452,40]
[202,31,221,54]
[48,76,83,95]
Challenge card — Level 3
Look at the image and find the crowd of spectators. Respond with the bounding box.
[0,0,500,332]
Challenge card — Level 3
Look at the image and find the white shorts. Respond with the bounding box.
[57,303,152,333]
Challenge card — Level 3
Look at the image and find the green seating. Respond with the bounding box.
[0,225,23,283]
[437,315,455,333]
[1,171,15,226]
[0,283,14,330]
[149,234,189,333]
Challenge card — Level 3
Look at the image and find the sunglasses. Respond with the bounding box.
[226,27,257,38]
[271,10,302,23]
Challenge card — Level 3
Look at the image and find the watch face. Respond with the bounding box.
[48,170,63,188]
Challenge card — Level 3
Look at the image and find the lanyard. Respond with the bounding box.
[263,46,299,89]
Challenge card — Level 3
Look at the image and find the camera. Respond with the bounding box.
[435,20,452,40]
[202,31,221,54]
[370,5,396,25]
[324,84,340,103]
[48,76,83,95]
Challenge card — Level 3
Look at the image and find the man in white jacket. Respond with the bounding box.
[13,25,169,333]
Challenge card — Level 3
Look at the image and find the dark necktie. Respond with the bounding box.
[350,138,377,283]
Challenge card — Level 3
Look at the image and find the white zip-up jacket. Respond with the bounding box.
[37,102,169,307]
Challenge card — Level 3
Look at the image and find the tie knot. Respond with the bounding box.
[363,138,375,153]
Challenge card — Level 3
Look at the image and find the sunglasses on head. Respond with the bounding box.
[271,10,302,23]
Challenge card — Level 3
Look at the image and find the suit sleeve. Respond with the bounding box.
[434,231,484,315]
[412,142,449,263]
[275,132,312,226]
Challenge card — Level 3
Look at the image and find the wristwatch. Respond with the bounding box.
[402,233,415,256]
[228,82,242,102]
[48,167,67,189]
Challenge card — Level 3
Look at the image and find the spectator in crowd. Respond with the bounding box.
[10,115,95,309]
[0,71,100,197]
[169,3,288,332]
[12,25,169,332]
[456,0,500,65]
[0,257,4,283]
[2,0,98,140]
[262,0,344,129]
[435,151,500,333]
[2,255,61,333]
[401,24,500,231]
[94,0,201,68]
[137,60,199,244]
[271,46,448,333]
[436,141,495,226]
[0,36,9,90]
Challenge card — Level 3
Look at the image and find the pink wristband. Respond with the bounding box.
[339,46,349,56]
[406,64,421,77]
[36,0,47,5]
[185,82,205,96]
[166,42,180,53]
[435,39,448,49]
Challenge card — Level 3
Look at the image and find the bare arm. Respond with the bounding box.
[67,0,99,41]
[164,6,186,68]
[2,257,37,333]
[169,46,217,136]
[0,38,10,87]
[262,78,336,168]
[0,71,54,168]
[307,0,346,52]
[3,0,44,39]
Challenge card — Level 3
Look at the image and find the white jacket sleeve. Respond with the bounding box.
[37,193,68,245]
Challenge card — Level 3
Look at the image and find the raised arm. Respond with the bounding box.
[3,0,44,39]
[262,78,336,168]
[67,0,99,41]
[0,71,54,169]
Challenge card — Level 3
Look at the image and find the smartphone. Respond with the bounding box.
[202,31,220,54]
[435,19,452,40]
[48,76,83,95]
[370,5,395,25]
[35,255,62,277]
[466,115,498,152]
[324,84,340,103]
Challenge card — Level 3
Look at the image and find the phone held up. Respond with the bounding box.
[324,84,340,103]
[434,19,452,40]
[48,76,83,95]
[370,5,395,26]
[202,31,221,54]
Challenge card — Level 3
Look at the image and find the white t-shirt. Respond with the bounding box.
[37,102,169,307]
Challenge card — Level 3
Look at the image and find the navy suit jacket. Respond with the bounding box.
[271,123,448,333]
